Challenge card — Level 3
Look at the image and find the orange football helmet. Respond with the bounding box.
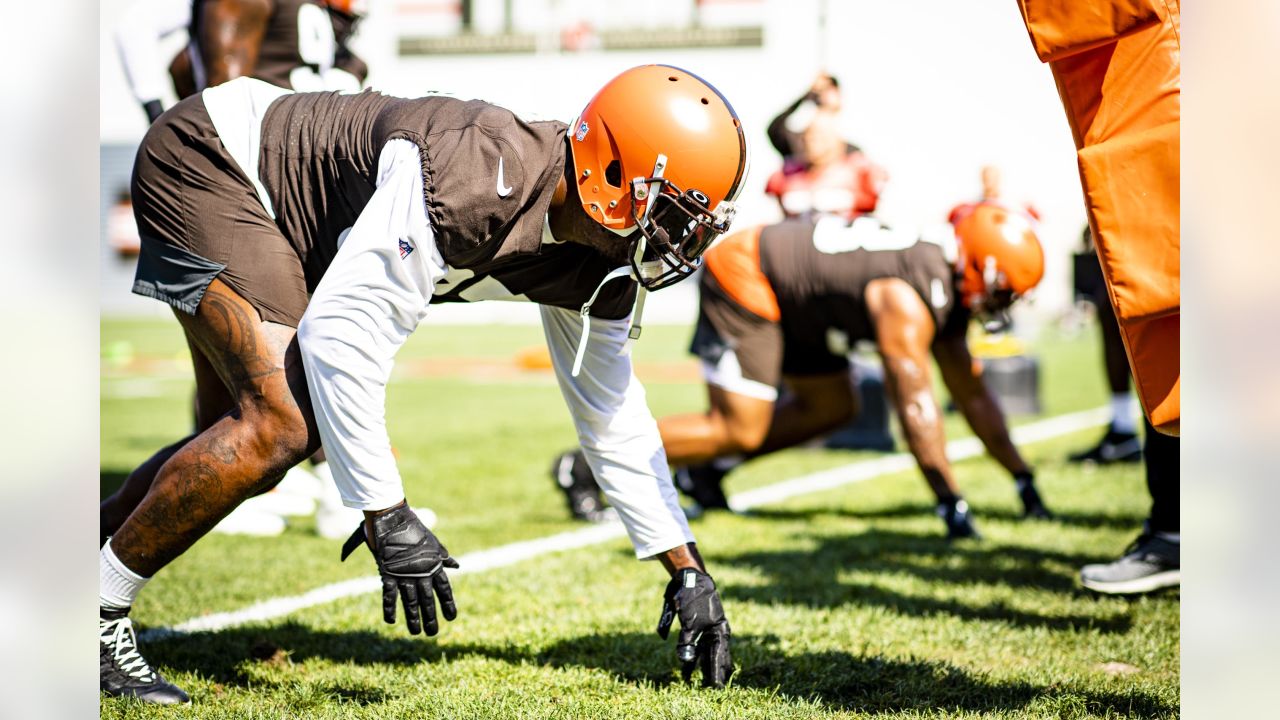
[953,202,1045,323]
[569,65,749,290]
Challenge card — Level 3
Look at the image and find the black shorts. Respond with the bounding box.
[130,94,309,327]
[689,271,784,397]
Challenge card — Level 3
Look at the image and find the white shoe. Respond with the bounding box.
[310,460,437,538]
[241,488,315,518]
[315,500,364,540]
[314,500,439,539]
[413,506,438,530]
[211,504,286,537]
[275,465,325,500]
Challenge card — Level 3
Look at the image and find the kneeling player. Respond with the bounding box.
[554,203,1051,538]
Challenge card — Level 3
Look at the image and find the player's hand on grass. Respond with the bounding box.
[657,568,733,688]
[341,501,459,636]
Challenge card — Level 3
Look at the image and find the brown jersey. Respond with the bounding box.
[256,88,637,319]
[758,217,968,354]
[190,0,368,91]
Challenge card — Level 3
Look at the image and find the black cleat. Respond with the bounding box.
[550,450,614,523]
[673,463,732,512]
[937,498,981,540]
[1015,474,1053,519]
[1080,525,1180,594]
[1069,427,1142,465]
[100,612,190,705]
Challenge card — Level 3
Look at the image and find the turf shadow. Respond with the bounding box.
[743,501,1146,531]
[713,529,1132,632]
[144,623,676,700]
[144,625,1175,716]
[728,635,1176,716]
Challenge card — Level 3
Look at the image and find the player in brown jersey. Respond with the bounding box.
[180,0,368,94]
[99,66,749,703]
[554,203,1053,539]
[117,0,369,124]
[113,0,375,538]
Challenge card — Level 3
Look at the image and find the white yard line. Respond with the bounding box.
[142,406,1108,641]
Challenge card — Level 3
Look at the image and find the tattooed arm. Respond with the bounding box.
[866,277,959,499]
[933,332,1030,476]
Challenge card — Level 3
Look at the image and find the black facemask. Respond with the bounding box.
[628,180,734,291]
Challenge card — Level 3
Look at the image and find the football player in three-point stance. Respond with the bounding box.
[555,202,1053,539]
[100,65,747,703]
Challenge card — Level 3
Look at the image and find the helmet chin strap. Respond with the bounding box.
[569,153,670,377]
[571,264,648,377]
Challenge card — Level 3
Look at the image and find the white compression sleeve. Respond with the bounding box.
[298,140,449,511]
[541,304,695,559]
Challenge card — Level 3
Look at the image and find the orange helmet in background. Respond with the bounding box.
[569,65,749,290]
[953,202,1045,319]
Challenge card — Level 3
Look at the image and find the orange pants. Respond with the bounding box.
[1017,0,1181,435]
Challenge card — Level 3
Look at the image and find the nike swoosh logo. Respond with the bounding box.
[496,157,513,197]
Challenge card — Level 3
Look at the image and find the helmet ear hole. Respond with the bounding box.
[604,160,622,188]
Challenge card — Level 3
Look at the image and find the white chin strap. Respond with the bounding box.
[570,153,669,376]
[571,266,648,377]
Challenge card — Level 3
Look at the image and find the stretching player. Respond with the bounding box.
[554,202,1052,538]
[100,66,747,703]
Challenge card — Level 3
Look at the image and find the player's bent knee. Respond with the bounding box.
[719,418,769,456]
[246,397,319,470]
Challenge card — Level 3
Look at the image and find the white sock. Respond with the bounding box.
[1110,393,1138,434]
[100,541,150,611]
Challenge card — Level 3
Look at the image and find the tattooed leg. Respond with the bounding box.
[110,278,319,576]
[100,333,236,543]
[101,435,194,545]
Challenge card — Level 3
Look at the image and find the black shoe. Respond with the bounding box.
[937,498,981,540]
[100,612,190,704]
[1080,525,1180,594]
[550,450,614,523]
[673,463,731,512]
[1069,426,1142,465]
[1016,476,1053,519]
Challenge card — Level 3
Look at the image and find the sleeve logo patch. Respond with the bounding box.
[575,120,590,142]
[399,239,415,259]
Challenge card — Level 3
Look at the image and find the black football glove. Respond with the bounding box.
[657,568,733,688]
[340,502,459,636]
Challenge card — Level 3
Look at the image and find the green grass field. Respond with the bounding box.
[100,317,1178,719]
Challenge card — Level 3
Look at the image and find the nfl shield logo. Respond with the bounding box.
[575,120,589,142]
[399,239,414,259]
